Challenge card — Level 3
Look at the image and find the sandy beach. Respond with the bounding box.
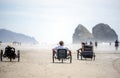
[0,44,120,78]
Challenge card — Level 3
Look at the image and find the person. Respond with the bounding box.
[77,42,85,52]
[90,41,93,46]
[77,41,93,52]
[115,40,119,50]
[115,40,119,46]
[109,42,111,46]
[52,41,71,58]
[0,41,2,45]
[4,45,16,58]
[95,41,98,47]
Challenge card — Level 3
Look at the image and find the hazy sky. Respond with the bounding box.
[0,0,120,44]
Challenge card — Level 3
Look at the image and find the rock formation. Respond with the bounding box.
[92,23,118,42]
[72,24,93,44]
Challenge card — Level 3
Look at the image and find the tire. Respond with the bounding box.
[52,52,54,63]
[94,55,95,60]
[62,58,63,63]
[17,50,20,62]
[93,53,95,60]
[1,50,3,61]
[77,51,79,60]
[70,55,72,63]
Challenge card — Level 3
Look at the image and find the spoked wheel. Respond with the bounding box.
[70,55,72,63]
[77,50,79,60]
[80,52,83,60]
[93,53,95,60]
[1,50,3,61]
[52,52,55,63]
[17,50,20,62]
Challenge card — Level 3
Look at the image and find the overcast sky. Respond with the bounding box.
[0,0,120,44]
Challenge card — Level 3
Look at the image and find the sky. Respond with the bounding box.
[0,0,120,44]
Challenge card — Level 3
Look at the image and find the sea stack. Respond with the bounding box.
[72,24,93,44]
[92,23,118,42]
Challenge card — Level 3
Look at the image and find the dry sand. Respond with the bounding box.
[0,44,120,78]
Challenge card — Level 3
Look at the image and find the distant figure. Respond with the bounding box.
[0,41,2,45]
[52,41,71,56]
[90,41,93,46]
[13,41,21,46]
[109,42,111,46]
[115,40,119,50]
[95,41,98,47]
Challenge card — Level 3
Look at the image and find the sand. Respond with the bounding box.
[0,44,120,78]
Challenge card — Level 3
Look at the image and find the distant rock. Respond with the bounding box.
[92,23,118,42]
[0,29,38,44]
[72,24,93,44]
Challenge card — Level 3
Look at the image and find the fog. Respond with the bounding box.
[1,42,119,53]
[0,0,120,44]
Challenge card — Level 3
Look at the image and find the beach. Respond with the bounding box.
[0,43,120,78]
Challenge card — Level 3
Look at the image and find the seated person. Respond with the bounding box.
[4,45,16,57]
[77,42,85,52]
[52,41,71,57]
[77,42,93,52]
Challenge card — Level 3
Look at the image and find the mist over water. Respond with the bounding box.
[21,43,120,53]
[0,42,120,54]
[93,43,120,53]
[66,43,120,53]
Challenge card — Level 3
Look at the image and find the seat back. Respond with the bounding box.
[83,45,93,52]
[82,45,94,58]
[57,49,67,59]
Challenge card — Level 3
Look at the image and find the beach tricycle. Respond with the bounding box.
[0,46,20,62]
[52,49,72,63]
[77,43,95,60]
